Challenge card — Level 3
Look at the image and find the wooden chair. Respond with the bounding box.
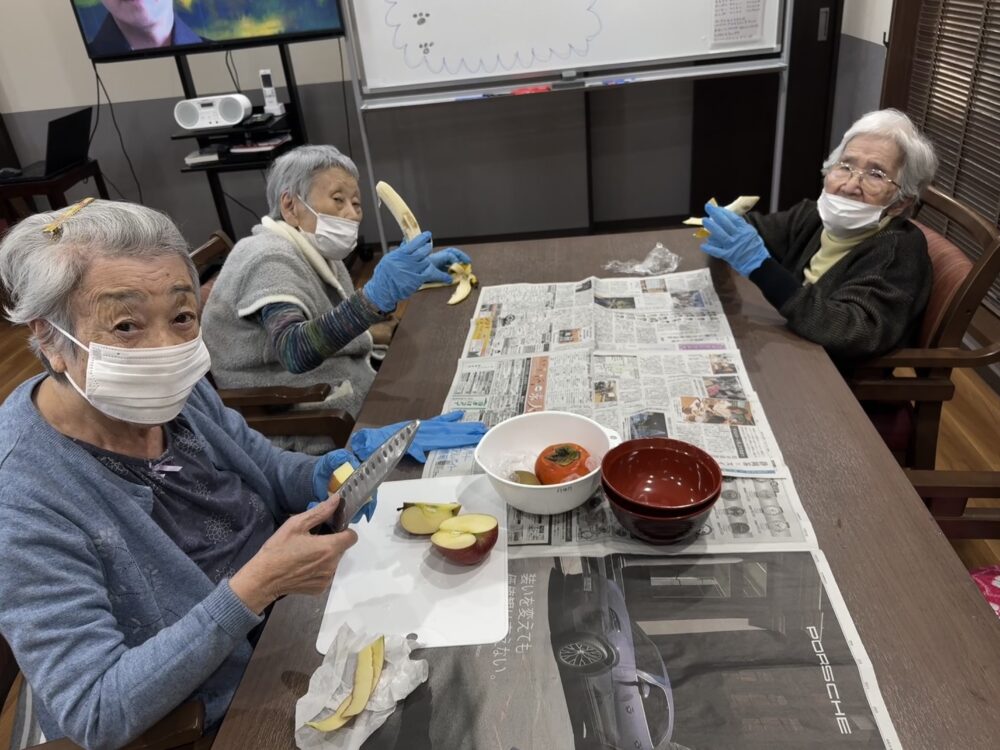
[191,232,355,448]
[846,186,1000,536]
[1,634,209,750]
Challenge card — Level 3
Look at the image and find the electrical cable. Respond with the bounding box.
[93,66,144,204]
[100,171,129,201]
[222,190,261,222]
[338,41,354,158]
[88,64,101,149]
[225,51,242,93]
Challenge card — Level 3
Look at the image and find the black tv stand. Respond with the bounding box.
[173,42,308,239]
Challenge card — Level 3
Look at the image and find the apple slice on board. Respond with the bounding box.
[399,502,462,535]
[430,514,499,566]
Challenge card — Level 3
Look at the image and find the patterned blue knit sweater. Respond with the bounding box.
[0,376,319,749]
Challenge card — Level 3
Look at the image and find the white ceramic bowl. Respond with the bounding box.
[474,411,621,515]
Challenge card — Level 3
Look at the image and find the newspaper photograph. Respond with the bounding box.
[590,350,785,476]
[362,552,900,750]
[506,476,813,559]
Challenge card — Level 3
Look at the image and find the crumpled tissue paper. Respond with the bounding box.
[295,624,428,750]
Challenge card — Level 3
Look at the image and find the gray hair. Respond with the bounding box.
[265,144,360,219]
[823,108,938,201]
[0,199,196,376]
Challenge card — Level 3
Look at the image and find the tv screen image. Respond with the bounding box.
[71,0,344,61]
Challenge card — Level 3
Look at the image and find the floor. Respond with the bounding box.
[0,315,997,570]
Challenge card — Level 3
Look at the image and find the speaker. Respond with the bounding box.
[174,94,252,130]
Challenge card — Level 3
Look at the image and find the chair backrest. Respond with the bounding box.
[912,186,1000,349]
[189,231,233,312]
[1,633,17,711]
[189,230,233,278]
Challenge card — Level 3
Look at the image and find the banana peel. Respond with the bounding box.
[420,262,479,305]
[307,635,385,733]
[684,195,760,238]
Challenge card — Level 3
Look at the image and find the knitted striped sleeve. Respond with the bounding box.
[258,293,385,374]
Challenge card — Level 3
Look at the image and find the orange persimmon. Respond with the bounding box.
[534,443,592,485]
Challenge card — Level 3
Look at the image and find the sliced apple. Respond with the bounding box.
[430,514,499,566]
[327,462,355,495]
[399,502,462,535]
[510,470,541,485]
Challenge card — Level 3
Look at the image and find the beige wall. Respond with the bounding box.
[0,1,347,114]
[841,0,894,46]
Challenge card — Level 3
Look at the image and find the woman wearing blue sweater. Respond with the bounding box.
[0,200,363,748]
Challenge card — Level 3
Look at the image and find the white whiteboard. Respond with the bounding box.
[348,0,783,94]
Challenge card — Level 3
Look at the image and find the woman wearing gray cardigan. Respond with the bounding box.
[201,145,468,452]
[0,200,364,748]
[698,109,938,362]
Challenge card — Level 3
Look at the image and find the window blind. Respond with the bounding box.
[906,0,1000,314]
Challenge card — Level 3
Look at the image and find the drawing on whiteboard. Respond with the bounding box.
[385,0,603,75]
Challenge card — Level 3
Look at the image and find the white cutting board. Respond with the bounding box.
[316,474,509,653]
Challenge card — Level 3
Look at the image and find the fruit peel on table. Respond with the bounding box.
[683,195,760,238]
[307,635,386,732]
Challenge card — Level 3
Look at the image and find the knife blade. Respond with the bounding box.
[330,419,420,532]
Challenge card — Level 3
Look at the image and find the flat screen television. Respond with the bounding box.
[70,0,344,63]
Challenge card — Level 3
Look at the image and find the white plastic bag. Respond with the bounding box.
[602,242,680,275]
[295,624,428,750]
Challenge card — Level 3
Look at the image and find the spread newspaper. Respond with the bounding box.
[361,551,901,750]
[380,270,902,748]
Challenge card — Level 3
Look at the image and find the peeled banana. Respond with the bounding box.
[375,181,421,241]
[307,635,386,733]
[684,195,760,238]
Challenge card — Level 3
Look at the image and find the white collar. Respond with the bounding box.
[261,216,348,298]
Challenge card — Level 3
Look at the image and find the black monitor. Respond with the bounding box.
[70,0,344,63]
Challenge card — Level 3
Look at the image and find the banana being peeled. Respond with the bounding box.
[684,195,760,238]
[376,180,479,304]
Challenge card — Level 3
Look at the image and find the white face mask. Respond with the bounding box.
[50,323,211,425]
[298,195,359,261]
[817,190,891,238]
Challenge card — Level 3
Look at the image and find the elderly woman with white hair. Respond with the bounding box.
[699,108,938,360]
[201,144,467,450]
[0,200,366,748]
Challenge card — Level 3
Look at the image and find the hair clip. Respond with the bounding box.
[42,197,95,239]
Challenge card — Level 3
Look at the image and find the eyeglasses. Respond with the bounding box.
[827,162,900,195]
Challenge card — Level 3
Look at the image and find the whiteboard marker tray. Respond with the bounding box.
[316,474,509,653]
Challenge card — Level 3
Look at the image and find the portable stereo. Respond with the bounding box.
[173,94,252,130]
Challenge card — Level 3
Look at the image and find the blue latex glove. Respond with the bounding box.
[428,246,472,272]
[363,231,452,312]
[350,410,488,463]
[700,203,770,277]
[309,448,377,524]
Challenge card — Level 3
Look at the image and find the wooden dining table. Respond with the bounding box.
[211,228,1000,749]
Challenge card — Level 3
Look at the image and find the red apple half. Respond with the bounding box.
[399,502,462,535]
[430,514,499,565]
